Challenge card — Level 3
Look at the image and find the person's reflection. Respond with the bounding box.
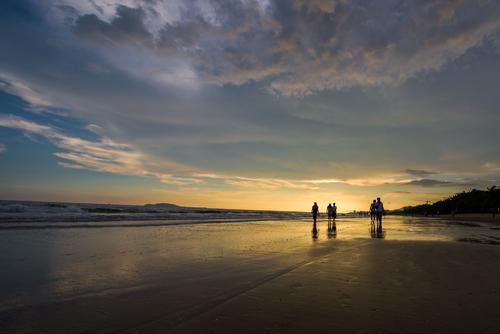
[370,220,385,239]
[311,202,319,240]
[327,219,337,238]
[312,221,319,240]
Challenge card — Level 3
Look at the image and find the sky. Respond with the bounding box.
[1,0,500,212]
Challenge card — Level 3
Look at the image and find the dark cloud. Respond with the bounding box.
[73,5,153,46]
[404,179,475,188]
[64,0,500,95]
[405,179,451,187]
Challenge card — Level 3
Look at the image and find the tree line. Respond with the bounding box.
[403,186,500,215]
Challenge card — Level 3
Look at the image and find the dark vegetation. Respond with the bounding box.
[403,186,500,215]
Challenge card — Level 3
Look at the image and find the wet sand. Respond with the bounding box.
[169,240,500,334]
[1,217,500,333]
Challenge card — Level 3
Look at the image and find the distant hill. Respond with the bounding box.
[403,186,500,215]
[143,203,183,210]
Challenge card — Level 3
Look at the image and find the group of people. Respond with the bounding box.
[369,197,385,235]
[311,201,337,234]
[311,202,337,222]
[310,197,386,236]
[369,197,385,225]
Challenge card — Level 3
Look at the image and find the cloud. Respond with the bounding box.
[195,173,420,189]
[1,114,460,191]
[483,162,500,172]
[0,115,198,185]
[403,179,474,188]
[224,176,317,190]
[0,143,5,153]
[293,0,347,14]
[0,73,54,108]
[158,174,204,186]
[305,177,391,187]
[46,0,500,96]
[403,169,438,177]
[0,115,353,190]
[73,6,152,47]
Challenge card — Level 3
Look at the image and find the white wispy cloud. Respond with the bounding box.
[0,115,197,185]
[0,72,54,108]
[224,176,317,190]
[0,115,330,189]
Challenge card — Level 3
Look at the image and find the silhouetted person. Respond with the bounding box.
[312,202,319,223]
[312,202,319,235]
[327,203,333,230]
[369,200,376,222]
[375,197,384,232]
[331,202,337,232]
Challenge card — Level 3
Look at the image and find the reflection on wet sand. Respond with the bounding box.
[169,239,500,334]
[312,221,319,240]
[370,220,386,239]
[327,219,337,239]
[2,216,500,332]
[314,218,338,240]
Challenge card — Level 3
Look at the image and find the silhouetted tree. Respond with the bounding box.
[403,186,500,215]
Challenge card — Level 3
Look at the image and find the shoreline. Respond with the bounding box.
[0,215,434,231]
[2,213,500,231]
[0,217,311,230]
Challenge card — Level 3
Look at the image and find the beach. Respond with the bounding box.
[3,2,500,333]
[1,216,500,333]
